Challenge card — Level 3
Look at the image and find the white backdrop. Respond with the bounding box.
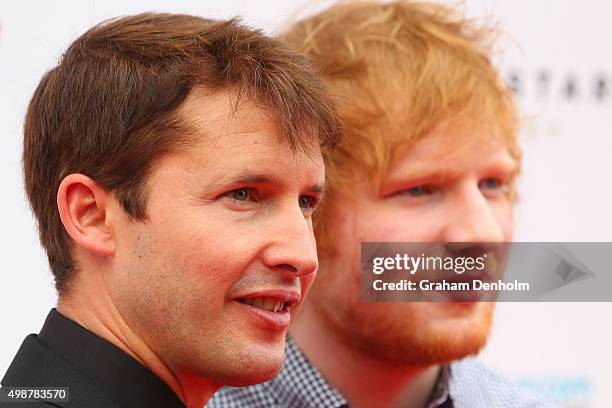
[0,1,610,407]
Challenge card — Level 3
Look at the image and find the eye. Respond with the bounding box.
[479,178,500,189]
[298,195,318,210]
[226,188,256,202]
[402,185,433,197]
[478,178,509,195]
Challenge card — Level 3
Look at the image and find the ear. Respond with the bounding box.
[57,174,115,257]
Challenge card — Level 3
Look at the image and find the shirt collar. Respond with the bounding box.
[270,337,348,407]
[38,309,186,408]
[428,364,452,408]
[270,337,452,408]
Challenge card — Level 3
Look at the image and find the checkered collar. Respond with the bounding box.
[268,337,349,407]
[269,337,452,408]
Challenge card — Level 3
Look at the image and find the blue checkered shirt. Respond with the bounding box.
[207,337,559,408]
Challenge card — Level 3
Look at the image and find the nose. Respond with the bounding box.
[442,184,507,244]
[261,204,319,278]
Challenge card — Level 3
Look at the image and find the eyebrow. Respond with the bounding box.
[391,157,520,183]
[211,173,325,194]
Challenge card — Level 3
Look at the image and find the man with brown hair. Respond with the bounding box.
[210,1,556,407]
[0,13,339,408]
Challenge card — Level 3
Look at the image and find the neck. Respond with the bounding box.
[290,304,440,408]
[57,272,217,408]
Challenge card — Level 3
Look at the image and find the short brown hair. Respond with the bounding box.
[281,1,520,253]
[24,13,340,293]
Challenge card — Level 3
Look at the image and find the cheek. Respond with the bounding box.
[493,201,515,241]
[137,219,256,311]
[172,229,253,289]
[291,273,316,320]
[314,249,362,318]
[300,273,316,299]
[356,206,437,242]
[314,201,373,309]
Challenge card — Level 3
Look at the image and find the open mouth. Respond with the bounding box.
[237,297,291,313]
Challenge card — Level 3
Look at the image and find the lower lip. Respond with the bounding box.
[236,301,292,331]
[424,274,493,302]
[421,285,486,302]
[442,290,485,302]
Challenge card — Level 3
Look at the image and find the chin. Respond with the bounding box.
[217,339,286,387]
[222,361,283,387]
[410,306,493,364]
[363,323,491,366]
[339,302,495,366]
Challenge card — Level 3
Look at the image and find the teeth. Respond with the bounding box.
[263,298,274,311]
[274,301,285,312]
[242,297,286,312]
[485,254,499,277]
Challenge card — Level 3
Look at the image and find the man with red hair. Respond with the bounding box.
[210,2,556,407]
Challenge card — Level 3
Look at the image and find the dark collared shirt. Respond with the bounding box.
[1,309,185,408]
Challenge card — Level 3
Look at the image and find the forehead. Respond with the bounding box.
[182,87,319,148]
[386,120,518,179]
[160,87,324,178]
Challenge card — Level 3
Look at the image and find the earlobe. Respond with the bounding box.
[57,174,116,257]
